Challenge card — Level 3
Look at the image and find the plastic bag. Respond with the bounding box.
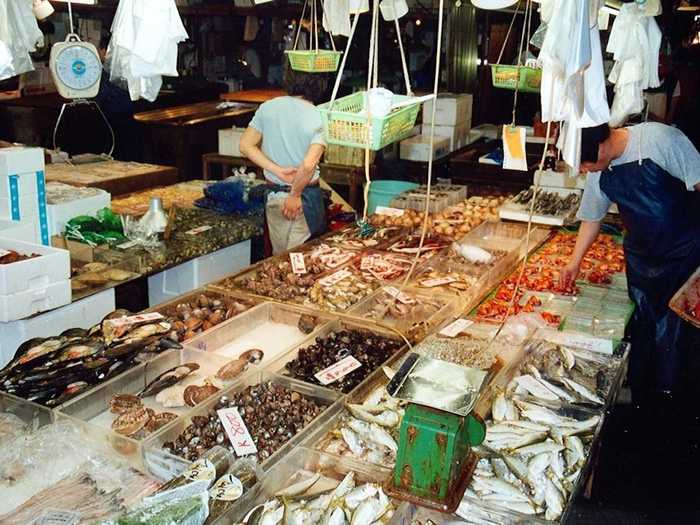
[0,0,43,81]
[64,208,127,247]
[195,170,265,216]
[95,491,209,525]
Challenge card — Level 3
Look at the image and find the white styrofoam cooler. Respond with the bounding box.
[0,220,37,243]
[0,237,70,295]
[400,134,451,162]
[0,147,44,177]
[218,127,245,157]
[422,93,473,127]
[0,279,71,323]
[421,123,470,152]
[0,288,115,368]
[148,240,251,307]
[47,189,111,236]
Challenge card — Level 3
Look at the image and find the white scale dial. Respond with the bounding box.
[50,35,102,99]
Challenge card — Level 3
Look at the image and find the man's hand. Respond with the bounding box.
[274,167,298,184]
[283,195,303,220]
[559,261,580,290]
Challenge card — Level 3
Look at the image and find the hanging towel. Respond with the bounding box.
[323,0,352,37]
[0,0,43,81]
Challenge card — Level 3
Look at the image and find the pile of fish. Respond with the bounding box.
[242,471,394,525]
[512,189,581,217]
[316,385,404,468]
[0,310,181,407]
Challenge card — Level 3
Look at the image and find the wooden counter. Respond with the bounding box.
[44,161,178,196]
[220,89,286,104]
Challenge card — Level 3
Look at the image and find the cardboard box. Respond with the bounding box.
[51,236,109,262]
[0,237,70,295]
[400,134,451,162]
[218,127,245,157]
[422,93,473,127]
[0,147,44,177]
[421,123,470,152]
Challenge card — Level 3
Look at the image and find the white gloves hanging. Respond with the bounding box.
[0,0,43,82]
[607,2,661,126]
[106,0,188,102]
[538,0,610,171]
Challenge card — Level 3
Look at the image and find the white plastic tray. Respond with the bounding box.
[0,237,70,295]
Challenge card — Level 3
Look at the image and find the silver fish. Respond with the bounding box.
[562,377,604,405]
[275,472,321,497]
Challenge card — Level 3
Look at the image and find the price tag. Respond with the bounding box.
[289,252,307,274]
[439,318,474,338]
[116,240,138,250]
[186,225,213,236]
[183,458,217,484]
[209,474,244,501]
[547,331,613,355]
[105,312,164,329]
[420,276,458,288]
[315,356,362,385]
[218,407,258,457]
[35,510,81,525]
[374,206,404,217]
[0,249,11,258]
[384,286,416,304]
[318,269,352,288]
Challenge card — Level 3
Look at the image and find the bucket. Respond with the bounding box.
[366,180,419,215]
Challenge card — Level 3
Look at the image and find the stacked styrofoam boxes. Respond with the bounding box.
[0,147,49,245]
[0,238,71,322]
[46,182,111,237]
[420,93,473,153]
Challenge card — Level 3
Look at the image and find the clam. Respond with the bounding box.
[110,393,143,414]
[185,317,203,331]
[139,362,200,398]
[145,412,178,433]
[112,406,151,436]
[240,349,264,364]
[183,383,220,406]
[216,358,249,380]
[104,269,134,281]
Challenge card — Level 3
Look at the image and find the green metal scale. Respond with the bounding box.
[384,353,488,513]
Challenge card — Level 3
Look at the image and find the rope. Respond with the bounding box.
[393,0,412,95]
[329,13,360,108]
[496,0,521,66]
[293,0,309,51]
[511,0,533,126]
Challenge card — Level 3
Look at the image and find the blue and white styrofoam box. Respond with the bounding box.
[147,240,251,307]
[0,171,45,198]
[0,237,70,295]
[0,173,49,245]
[0,219,37,244]
[0,147,44,178]
[0,288,116,368]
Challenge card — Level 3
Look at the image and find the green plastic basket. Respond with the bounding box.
[285,50,342,73]
[317,91,421,151]
[490,65,542,93]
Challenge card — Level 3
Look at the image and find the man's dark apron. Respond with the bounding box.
[599,158,700,393]
[265,183,326,238]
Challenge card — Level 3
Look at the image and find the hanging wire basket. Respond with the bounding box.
[285,50,343,73]
[490,64,542,93]
[318,91,422,150]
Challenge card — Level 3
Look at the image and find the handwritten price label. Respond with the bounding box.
[186,225,213,236]
[105,312,164,329]
[209,474,244,502]
[384,286,416,305]
[420,276,457,288]
[315,356,362,385]
[218,407,258,456]
[439,318,474,338]
[552,332,613,355]
[360,255,378,270]
[318,269,352,288]
[375,206,404,217]
[289,252,307,274]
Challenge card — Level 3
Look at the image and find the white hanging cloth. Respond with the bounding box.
[538,0,609,171]
[0,0,43,81]
[322,0,352,36]
[606,2,661,126]
[106,0,188,102]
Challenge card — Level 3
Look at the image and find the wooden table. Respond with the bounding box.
[202,153,262,180]
[219,89,286,104]
[134,101,256,181]
[44,160,178,196]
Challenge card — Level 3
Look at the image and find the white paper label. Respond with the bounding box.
[289,252,307,274]
[439,318,474,338]
[116,240,138,250]
[218,407,258,456]
[183,458,216,484]
[547,331,613,355]
[375,206,404,217]
[384,286,416,304]
[318,269,352,288]
[314,355,362,385]
[0,249,12,258]
[34,510,81,525]
[209,474,244,501]
[186,225,213,236]
[106,312,164,329]
[420,276,457,288]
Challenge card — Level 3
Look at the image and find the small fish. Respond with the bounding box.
[558,345,576,369]
[544,477,564,521]
[341,427,365,456]
[363,387,385,407]
[564,435,585,469]
[515,375,560,402]
[538,376,577,402]
[275,472,321,497]
[346,404,399,427]
[550,450,565,479]
[492,392,507,422]
[514,440,564,457]
[562,377,604,405]
[528,452,550,478]
[344,484,378,510]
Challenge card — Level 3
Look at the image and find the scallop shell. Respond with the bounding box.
[110,393,143,414]
[112,407,151,436]
[183,384,220,407]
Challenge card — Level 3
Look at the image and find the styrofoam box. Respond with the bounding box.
[534,169,586,190]
[421,123,470,152]
[148,240,251,306]
[0,192,45,221]
[0,171,42,198]
[0,279,71,323]
[218,127,245,157]
[422,93,473,127]
[0,147,44,177]
[0,220,37,243]
[47,189,111,236]
[0,288,115,368]
[0,237,70,294]
[400,134,451,162]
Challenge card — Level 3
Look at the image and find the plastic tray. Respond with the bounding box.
[669,265,700,329]
[499,187,582,226]
[0,391,54,444]
[184,302,333,368]
[142,371,342,473]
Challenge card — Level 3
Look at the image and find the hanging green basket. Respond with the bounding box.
[490,65,542,93]
[318,91,421,151]
[285,50,342,73]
